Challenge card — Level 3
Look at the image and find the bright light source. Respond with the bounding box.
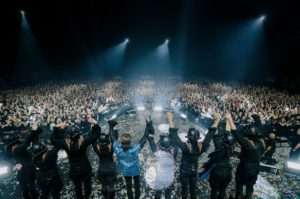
[137,106,145,111]
[287,161,300,170]
[258,15,266,22]
[165,39,169,44]
[0,166,8,175]
[180,113,187,119]
[111,114,117,119]
[20,10,25,15]
[153,105,163,111]
[125,38,129,43]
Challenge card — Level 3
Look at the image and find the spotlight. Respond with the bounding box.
[286,161,300,170]
[153,105,163,111]
[258,15,266,22]
[20,10,25,15]
[165,39,169,44]
[137,106,145,111]
[125,38,130,43]
[0,165,8,175]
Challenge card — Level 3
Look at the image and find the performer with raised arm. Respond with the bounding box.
[112,119,149,199]
[3,123,40,199]
[50,119,100,199]
[146,118,176,199]
[201,113,235,199]
[167,112,214,199]
[92,120,118,199]
[31,141,63,199]
[227,113,265,199]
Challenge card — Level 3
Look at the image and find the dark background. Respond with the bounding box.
[1,0,300,89]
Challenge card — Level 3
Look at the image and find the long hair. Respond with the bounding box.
[66,136,83,151]
[186,142,202,153]
[98,143,112,153]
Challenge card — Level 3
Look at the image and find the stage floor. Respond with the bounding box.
[0,112,299,199]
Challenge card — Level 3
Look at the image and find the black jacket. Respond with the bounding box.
[33,148,61,183]
[265,138,276,158]
[203,146,232,179]
[169,127,213,173]
[8,129,40,166]
[50,125,100,177]
[232,129,264,173]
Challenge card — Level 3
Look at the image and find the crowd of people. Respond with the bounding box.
[1,78,299,137]
[0,77,300,199]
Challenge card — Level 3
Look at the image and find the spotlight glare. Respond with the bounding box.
[165,39,169,44]
[153,105,163,111]
[287,161,300,170]
[258,15,266,22]
[125,38,129,43]
[137,106,145,111]
[0,166,8,175]
[20,10,25,15]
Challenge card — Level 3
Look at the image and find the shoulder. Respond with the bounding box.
[130,144,141,152]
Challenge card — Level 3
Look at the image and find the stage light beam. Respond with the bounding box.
[287,161,300,170]
[20,10,25,15]
[258,15,266,22]
[153,105,163,111]
[125,38,130,43]
[137,106,145,111]
[0,166,8,175]
[165,39,169,44]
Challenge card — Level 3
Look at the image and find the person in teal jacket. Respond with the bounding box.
[112,122,149,199]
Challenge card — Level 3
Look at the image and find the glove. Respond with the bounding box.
[146,119,153,128]
[149,126,155,135]
[113,129,119,140]
[108,120,118,129]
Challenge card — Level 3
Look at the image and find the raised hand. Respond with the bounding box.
[166,112,173,121]
[108,120,118,129]
[213,112,221,121]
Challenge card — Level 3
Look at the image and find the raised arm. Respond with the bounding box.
[139,122,150,150]
[166,112,188,151]
[148,137,157,153]
[82,124,101,147]
[226,113,250,149]
[146,119,158,153]
[108,120,119,142]
[169,128,188,151]
[200,113,221,153]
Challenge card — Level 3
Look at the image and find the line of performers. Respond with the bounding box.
[2,112,265,199]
